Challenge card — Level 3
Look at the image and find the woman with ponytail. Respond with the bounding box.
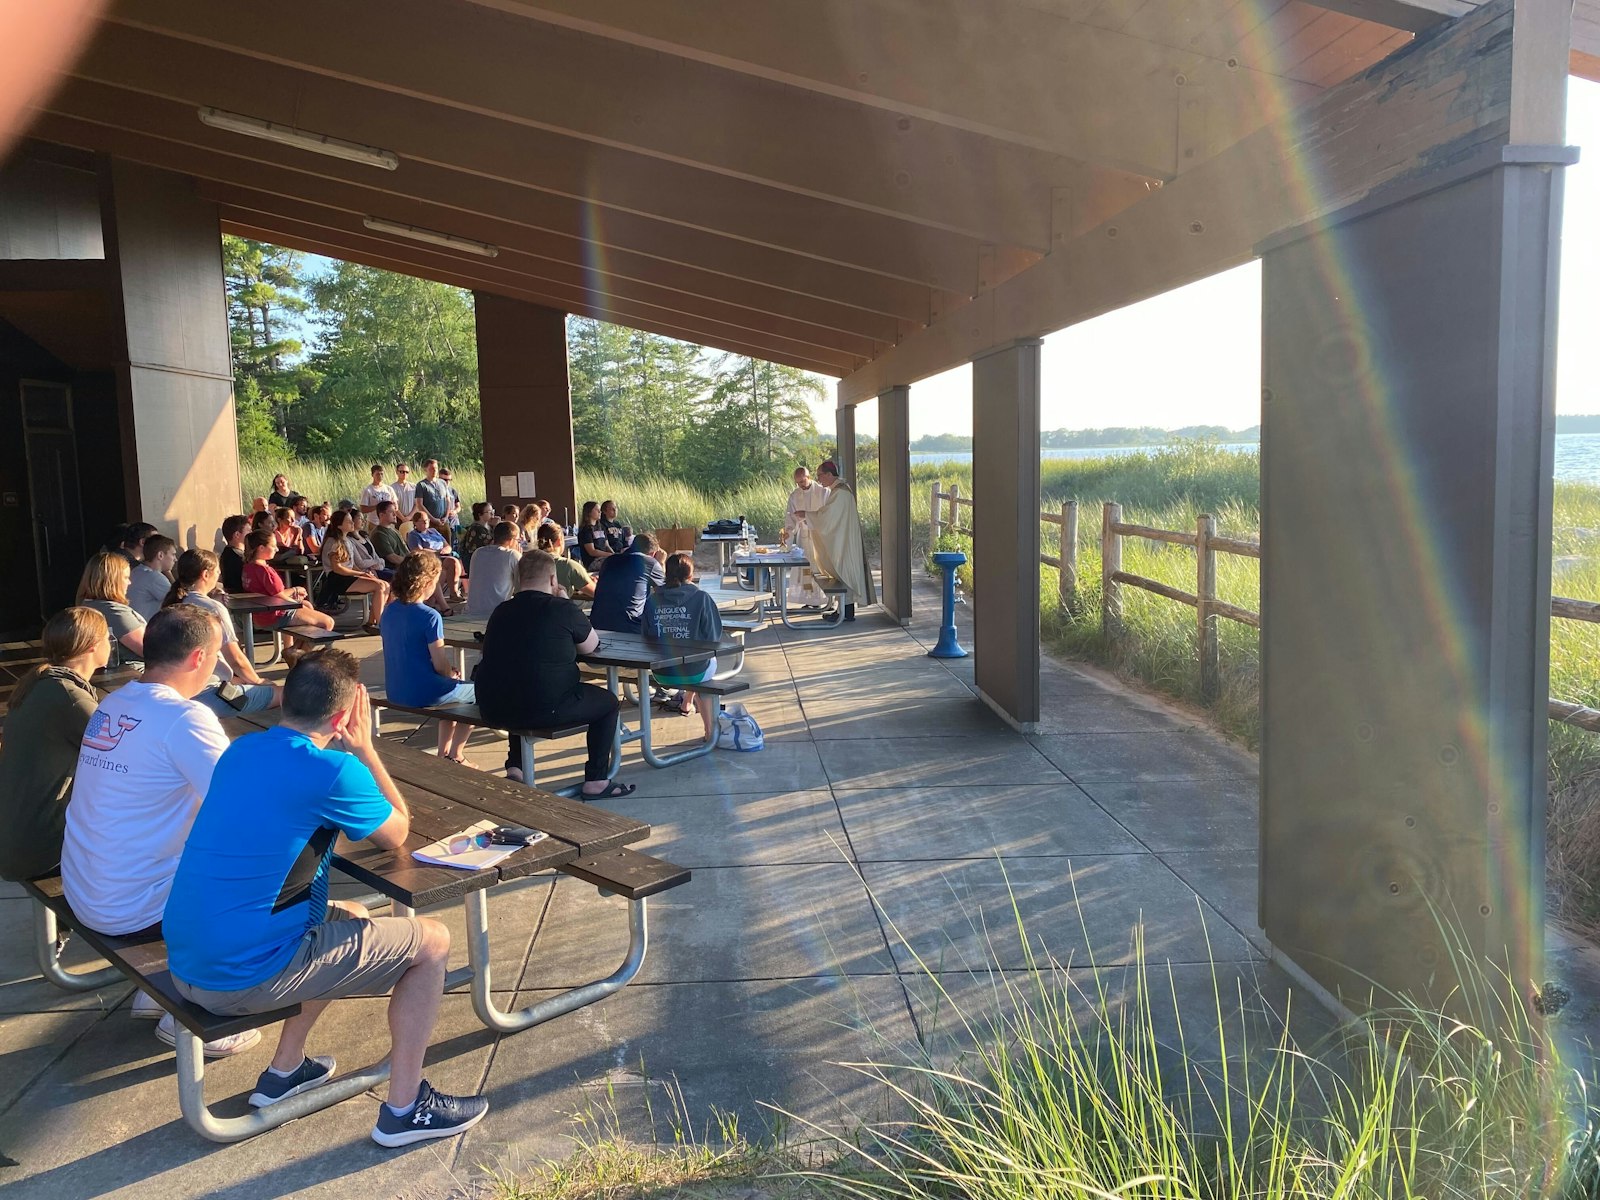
[162,548,281,718]
[0,607,109,880]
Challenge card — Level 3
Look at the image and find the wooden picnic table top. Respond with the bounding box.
[223,711,649,906]
[442,620,736,671]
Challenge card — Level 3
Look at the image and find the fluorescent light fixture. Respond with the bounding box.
[198,107,399,170]
[362,216,500,258]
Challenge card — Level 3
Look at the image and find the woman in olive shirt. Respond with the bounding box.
[0,607,110,881]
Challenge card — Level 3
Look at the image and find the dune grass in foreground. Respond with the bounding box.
[485,904,1600,1200]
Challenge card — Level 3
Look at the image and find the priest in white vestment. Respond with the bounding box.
[805,459,876,621]
[783,466,829,607]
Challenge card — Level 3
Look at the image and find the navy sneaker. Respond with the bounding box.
[371,1079,489,1147]
[249,1055,336,1108]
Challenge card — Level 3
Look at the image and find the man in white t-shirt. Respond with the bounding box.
[61,604,260,1057]
[391,462,419,520]
[360,464,398,515]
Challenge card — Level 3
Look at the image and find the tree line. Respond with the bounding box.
[225,237,829,488]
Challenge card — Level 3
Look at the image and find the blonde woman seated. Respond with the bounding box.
[75,552,148,667]
[320,510,388,635]
[381,552,474,764]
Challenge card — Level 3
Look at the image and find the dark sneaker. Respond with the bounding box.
[371,1079,489,1147]
[249,1055,337,1108]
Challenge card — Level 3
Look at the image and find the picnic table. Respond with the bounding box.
[699,526,755,576]
[223,593,305,665]
[731,548,844,630]
[441,620,740,768]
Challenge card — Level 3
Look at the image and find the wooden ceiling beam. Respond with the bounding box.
[210,197,883,360]
[458,0,1325,170]
[218,218,856,377]
[110,0,1143,251]
[837,0,1517,403]
[70,23,997,293]
[28,93,941,325]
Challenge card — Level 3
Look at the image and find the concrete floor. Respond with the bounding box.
[0,575,1310,1199]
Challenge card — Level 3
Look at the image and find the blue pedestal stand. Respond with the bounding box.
[929,551,968,658]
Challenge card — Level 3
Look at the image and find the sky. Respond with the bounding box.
[840,76,1600,440]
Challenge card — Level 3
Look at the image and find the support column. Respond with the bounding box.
[103,161,239,545]
[1258,140,1569,1013]
[972,338,1041,728]
[834,404,856,487]
[473,294,576,524]
[878,385,911,624]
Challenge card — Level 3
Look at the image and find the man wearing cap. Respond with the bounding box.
[804,460,875,622]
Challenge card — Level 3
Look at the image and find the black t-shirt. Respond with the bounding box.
[473,590,592,715]
[269,490,294,510]
[577,523,607,567]
[220,545,246,593]
[599,518,629,552]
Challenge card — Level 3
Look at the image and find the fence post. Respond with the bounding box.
[947,482,961,535]
[1101,502,1122,639]
[1197,513,1219,702]
[930,481,942,549]
[1059,500,1078,612]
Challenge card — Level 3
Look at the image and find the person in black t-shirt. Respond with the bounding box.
[598,500,630,553]
[576,501,612,569]
[473,550,636,798]
[219,514,251,593]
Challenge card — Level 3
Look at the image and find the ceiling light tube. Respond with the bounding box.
[198,107,399,170]
[362,216,500,258]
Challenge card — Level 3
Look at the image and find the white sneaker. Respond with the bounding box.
[154,1012,262,1058]
[130,991,163,1020]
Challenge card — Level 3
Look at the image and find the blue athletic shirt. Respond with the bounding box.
[163,726,392,991]
[380,601,456,706]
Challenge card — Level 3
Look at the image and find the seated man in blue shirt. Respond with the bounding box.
[162,649,488,1148]
[588,533,665,637]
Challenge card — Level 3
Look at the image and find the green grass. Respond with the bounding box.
[241,457,882,549]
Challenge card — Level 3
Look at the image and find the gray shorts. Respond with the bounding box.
[174,914,424,1016]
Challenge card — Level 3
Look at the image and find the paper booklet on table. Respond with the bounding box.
[412,819,543,870]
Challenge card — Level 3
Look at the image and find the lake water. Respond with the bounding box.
[910,434,1600,484]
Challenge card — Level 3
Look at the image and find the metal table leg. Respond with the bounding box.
[635,666,719,767]
[464,887,648,1033]
[33,903,122,992]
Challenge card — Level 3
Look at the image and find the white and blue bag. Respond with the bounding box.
[717,703,764,752]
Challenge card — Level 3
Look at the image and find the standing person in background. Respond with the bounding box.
[438,468,461,537]
[805,460,876,622]
[360,464,397,515]
[466,522,521,617]
[128,534,179,620]
[0,607,109,882]
[391,462,418,520]
[268,474,294,510]
[783,465,829,609]
[414,460,451,526]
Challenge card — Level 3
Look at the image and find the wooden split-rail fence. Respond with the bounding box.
[929,481,1600,728]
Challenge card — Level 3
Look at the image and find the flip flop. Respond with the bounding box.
[581,780,637,800]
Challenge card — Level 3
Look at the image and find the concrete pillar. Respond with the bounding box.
[102,162,239,547]
[1258,143,1570,1013]
[834,404,856,487]
[972,338,1041,728]
[878,384,911,624]
[473,293,577,524]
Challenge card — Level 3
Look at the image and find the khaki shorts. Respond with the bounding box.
[174,913,425,1016]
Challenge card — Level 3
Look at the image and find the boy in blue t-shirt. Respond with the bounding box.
[163,649,488,1147]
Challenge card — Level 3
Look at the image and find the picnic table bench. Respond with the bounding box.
[26,711,690,1144]
[439,623,746,768]
[732,549,847,630]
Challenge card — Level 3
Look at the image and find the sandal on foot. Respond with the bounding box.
[580,780,636,800]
